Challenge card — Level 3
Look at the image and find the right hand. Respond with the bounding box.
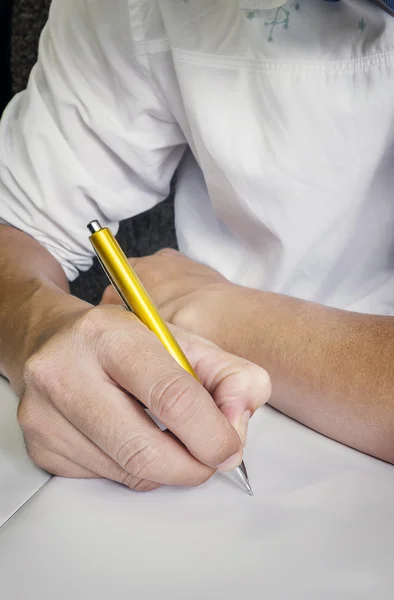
[17,305,270,492]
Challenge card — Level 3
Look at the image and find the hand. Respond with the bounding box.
[100,249,231,336]
[17,304,271,491]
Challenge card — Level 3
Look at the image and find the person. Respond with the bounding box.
[0,0,393,492]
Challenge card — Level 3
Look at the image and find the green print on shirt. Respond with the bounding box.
[244,2,367,42]
[264,7,291,41]
[244,1,300,42]
[359,17,367,31]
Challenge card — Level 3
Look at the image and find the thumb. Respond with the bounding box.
[208,355,271,446]
[170,327,271,446]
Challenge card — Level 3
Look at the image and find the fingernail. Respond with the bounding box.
[238,411,252,447]
[231,410,252,447]
[217,452,243,472]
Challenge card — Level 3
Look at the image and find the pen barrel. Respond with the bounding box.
[89,228,198,380]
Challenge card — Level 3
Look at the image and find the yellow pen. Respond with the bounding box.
[87,220,253,495]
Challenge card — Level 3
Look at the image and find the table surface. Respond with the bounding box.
[1,376,394,599]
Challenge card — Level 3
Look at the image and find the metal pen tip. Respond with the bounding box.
[236,461,254,496]
[246,483,254,496]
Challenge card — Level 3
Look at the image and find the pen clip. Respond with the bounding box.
[93,250,133,314]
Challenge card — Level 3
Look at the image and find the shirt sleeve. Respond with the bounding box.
[0,0,186,280]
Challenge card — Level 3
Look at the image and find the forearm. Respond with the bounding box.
[0,225,89,388]
[204,285,394,463]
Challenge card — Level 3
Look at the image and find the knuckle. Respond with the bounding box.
[125,477,158,493]
[23,353,64,404]
[239,362,272,409]
[132,258,147,277]
[157,248,176,256]
[249,364,272,406]
[261,369,272,403]
[23,354,51,390]
[118,472,137,489]
[24,442,47,471]
[76,306,107,337]
[74,307,116,356]
[17,397,43,438]
[150,374,200,427]
[101,285,115,304]
[75,306,143,359]
[115,435,165,479]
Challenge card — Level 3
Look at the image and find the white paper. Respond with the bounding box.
[0,378,50,527]
[1,388,394,599]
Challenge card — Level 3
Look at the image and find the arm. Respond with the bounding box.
[106,250,394,463]
[0,225,86,386]
[203,285,394,464]
[0,0,186,280]
[0,0,186,374]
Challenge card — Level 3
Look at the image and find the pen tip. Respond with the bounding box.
[236,462,254,496]
[245,482,254,496]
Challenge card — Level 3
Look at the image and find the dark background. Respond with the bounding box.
[0,0,13,114]
[1,0,177,305]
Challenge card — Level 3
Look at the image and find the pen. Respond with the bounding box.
[87,220,253,496]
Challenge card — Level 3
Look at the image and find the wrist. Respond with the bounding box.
[1,279,90,390]
[174,282,249,346]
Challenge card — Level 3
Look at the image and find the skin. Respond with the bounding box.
[101,248,394,465]
[0,225,271,491]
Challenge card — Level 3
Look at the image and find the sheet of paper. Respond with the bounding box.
[0,378,50,527]
[1,399,393,599]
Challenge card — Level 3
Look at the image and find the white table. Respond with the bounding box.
[1,377,393,599]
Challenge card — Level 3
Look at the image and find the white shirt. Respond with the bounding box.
[0,0,393,315]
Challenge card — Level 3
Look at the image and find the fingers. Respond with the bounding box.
[101,311,243,471]
[41,369,214,486]
[20,401,163,491]
[22,401,162,491]
[19,302,267,493]
[100,251,182,307]
[100,284,119,306]
[155,248,179,257]
[100,249,224,308]
[25,445,100,479]
[168,325,272,444]
[26,443,161,492]
[19,306,217,489]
